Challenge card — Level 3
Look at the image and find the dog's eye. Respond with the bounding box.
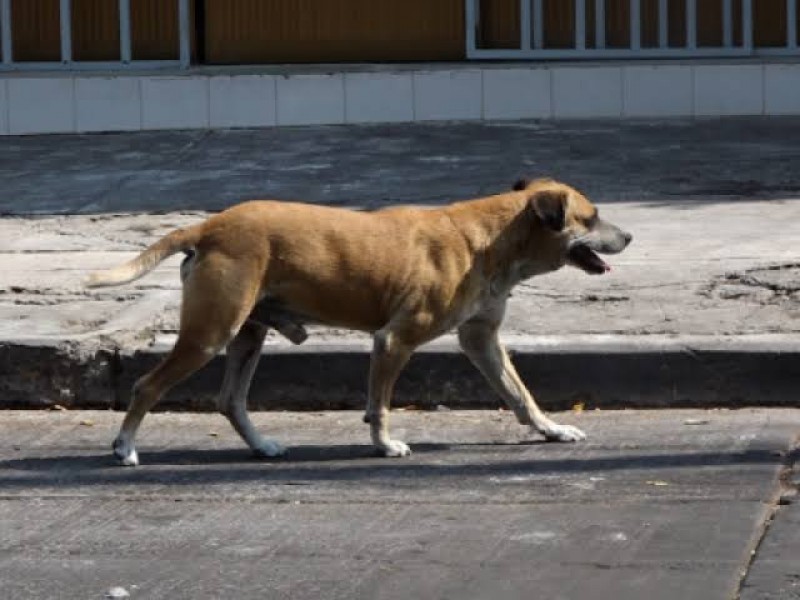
[583,213,598,228]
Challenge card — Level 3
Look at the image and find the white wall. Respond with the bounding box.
[1,62,799,135]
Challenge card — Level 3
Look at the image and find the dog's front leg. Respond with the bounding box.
[458,321,586,443]
[366,329,414,457]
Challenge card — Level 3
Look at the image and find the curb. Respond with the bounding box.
[2,334,798,412]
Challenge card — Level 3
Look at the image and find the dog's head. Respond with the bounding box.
[513,178,632,274]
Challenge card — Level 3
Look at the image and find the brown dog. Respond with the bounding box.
[86,178,631,466]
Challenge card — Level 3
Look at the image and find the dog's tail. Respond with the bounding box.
[85,224,203,288]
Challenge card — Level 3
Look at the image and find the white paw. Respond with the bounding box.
[113,441,139,467]
[540,423,587,443]
[379,440,412,458]
[252,440,287,459]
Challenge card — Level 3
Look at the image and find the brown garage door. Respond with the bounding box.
[202,0,465,63]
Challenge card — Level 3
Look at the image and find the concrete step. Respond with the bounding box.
[3,334,798,412]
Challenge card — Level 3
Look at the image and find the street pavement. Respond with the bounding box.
[0,118,799,597]
[3,118,800,214]
[0,409,798,600]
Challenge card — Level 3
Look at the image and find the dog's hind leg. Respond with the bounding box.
[113,336,222,466]
[218,320,286,458]
[458,320,586,443]
[112,255,262,466]
[366,329,414,457]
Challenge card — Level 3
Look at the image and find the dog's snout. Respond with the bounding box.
[622,231,633,247]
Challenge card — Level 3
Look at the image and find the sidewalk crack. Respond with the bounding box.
[732,436,800,599]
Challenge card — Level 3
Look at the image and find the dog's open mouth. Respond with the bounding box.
[568,243,611,274]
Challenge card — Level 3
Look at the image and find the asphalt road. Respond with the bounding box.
[2,118,800,215]
[1,409,798,599]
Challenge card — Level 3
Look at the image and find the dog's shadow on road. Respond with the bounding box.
[0,440,780,492]
[3,437,552,467]
[3,441,498,469]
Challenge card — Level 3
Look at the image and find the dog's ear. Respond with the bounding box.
[512,178,530,191]
[529,189,567,231]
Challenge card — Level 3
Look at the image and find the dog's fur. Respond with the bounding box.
[87,178,631,465]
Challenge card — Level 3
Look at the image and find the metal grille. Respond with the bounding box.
[0,0,190,70]
[467,0,800,59]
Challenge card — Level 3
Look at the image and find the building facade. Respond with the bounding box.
[0,0,799,134]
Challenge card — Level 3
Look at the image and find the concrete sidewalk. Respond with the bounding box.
[0,409,798,599]
[1,118,799,410]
